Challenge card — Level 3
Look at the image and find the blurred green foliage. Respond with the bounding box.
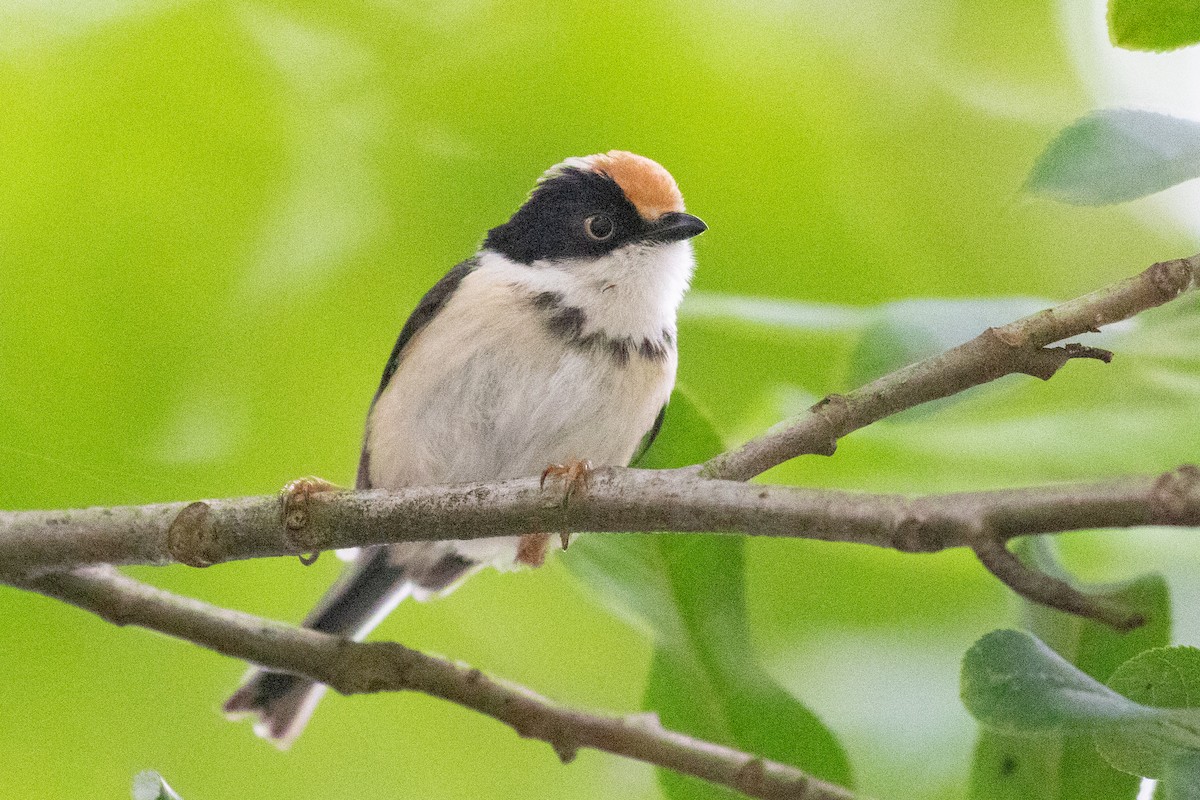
[969,538,1170,799]
[963,631,1200,792]
[566,393,853,797]
[1026,109,1200,205]
[1,2,1198,799]
[1108,0,1200,51]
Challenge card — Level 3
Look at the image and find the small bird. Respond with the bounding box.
[223,151,706,745]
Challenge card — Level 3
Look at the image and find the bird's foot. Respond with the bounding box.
[540,458,592,496]
[279,476,342,563]
[539,458,592,551]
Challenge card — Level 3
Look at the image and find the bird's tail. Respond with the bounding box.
[222,544,475,747]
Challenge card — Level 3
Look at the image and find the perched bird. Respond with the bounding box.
[223,151,706,745]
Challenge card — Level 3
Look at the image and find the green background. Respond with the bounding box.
[1,1,1197,798]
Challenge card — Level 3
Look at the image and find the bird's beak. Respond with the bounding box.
[641,212,707,244]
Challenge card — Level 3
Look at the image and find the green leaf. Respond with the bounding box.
[1026,110,1200,205]
[965,633,1200,784]
[1097,647,1200,778]
[678,294,864,445]
[564,388,853,797]
[131,771,184,800]
[1109,0,1200,52]
[1165,752,1200,800]
[962,629,1152,735]
[968,539,1171,800]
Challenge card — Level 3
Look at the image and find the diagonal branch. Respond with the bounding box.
[702,254,1198,482]
[11,565,854,800]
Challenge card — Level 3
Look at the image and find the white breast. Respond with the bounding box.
[365,243,693,568]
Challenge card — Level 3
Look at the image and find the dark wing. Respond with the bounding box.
[357,258,477,489]
[629,403,667,467]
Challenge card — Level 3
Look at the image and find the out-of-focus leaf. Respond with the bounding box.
[965,633,1200,784]
[565,389,853,797]
[789,299,1200,492]
[131,771,184,800]
[681,292,870,332]
[844,297,1052,389]
[962,630,1152,734]
[678,294,864,444]
[1097,647,1200,778]
[1108,0,1200,52]
[968,538,1171,800]
[1165,752,1200,800]
[1026,110,1200,205]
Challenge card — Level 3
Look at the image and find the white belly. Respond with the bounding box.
[365,267,675,567]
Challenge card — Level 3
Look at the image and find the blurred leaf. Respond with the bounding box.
[1108,0,1200,52]
[799,300,1200,494]
[1026,110,1200,205]
[1097,647,1200,778]
[962,629,1152,734]
[565,389,853,796]
[131,771,184,800]
[681,292,870,332]
[964,633,1200,783]
[844,297,1051,389]
[968,538,1171,799]
[1165,752,1200,800]
[678,294,864,444]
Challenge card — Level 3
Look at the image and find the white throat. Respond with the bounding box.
[474,241,696,343]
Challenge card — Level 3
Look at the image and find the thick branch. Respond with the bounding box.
[12,566,852,800]
[703,254,1198,482]
[1,467,1197,575]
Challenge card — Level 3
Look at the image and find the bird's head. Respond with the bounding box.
[483,151,706,265]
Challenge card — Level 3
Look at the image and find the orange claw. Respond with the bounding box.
[279,476,341,562]
[539,458,592,497]
[539,459,592,554]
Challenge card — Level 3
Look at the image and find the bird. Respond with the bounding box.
[223,150,706,746]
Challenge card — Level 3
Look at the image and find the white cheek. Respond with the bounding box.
[487,241,696,342]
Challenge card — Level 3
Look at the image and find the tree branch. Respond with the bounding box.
[1,253,1198,799]
[2,468,1197,576]
[11,565,853,800]
[702,254,1198,481]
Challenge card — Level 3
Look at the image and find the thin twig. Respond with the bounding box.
[972,539,1145,631]
[13,566,853,800]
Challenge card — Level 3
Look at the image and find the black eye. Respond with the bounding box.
[584,214,615,241]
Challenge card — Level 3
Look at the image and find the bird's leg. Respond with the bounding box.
[539,458,592,551]
[279,476,342,565]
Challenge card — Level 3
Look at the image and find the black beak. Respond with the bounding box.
[642,212,707,244]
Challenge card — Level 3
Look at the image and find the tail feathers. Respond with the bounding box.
[223,544,478,745]
[223,670,327,749]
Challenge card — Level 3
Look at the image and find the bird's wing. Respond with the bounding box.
[629,402,667,466]
[357,258,477,490]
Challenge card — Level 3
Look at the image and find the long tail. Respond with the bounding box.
[222,544,475,747]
